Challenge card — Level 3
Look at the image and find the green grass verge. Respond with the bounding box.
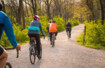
[77,32,105,50]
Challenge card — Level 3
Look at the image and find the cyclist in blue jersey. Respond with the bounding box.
[0,2,21,68]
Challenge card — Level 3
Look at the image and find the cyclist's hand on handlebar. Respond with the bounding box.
[16,44,21,51]
[43,34,45,39]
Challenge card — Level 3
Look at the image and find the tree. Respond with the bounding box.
[100,0,105,24]
[44,0,53,19]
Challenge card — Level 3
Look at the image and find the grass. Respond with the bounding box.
[77,32,105,50]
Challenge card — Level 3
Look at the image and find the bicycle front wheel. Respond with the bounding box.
[5,62,12,68]
[29,46,36,64]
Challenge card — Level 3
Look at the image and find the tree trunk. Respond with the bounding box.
[17,0,23,25]
[31,0,37,15]
[100,0,105,24]
[86,0,95,21]
[46,0,51,19]
[21,1,25,29]
[1,0,5,12]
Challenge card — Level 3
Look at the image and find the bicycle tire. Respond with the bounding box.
[5,62,12,68]
[29,46,36,64]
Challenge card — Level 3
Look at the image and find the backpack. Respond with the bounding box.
[0,24,3,36]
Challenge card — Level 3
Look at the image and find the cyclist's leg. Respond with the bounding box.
[49,33,52,41]
[0,46,8,68]
[69,30,70,37]
[28,34,36,44]
[53,33,55,42]
[35,34,41,55]
[54,32,57,40]
[70,29,71,38]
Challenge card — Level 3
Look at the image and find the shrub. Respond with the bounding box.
[77,20,105,49]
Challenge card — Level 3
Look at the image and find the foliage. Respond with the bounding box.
[73,5,90,22]
[77,21,105,49]
[68,19,80,27]
[0,16,65,47]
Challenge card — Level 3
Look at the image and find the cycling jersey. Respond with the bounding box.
[49,23,57,33]
[66,23,71,31]
[28,20,44,35]
[0,11,17,47]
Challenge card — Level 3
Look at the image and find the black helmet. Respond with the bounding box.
[53,20,55,23]
[0,2,2,11]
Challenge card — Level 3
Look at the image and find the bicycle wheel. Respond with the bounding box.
[67,32,70,39]
[52,41,55,47]
[5,62,12,68]
[52,34,55,47]
[29,46,36,64]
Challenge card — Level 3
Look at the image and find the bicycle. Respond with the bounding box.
[66,27,71,39]
[50,33,55,47]
[5,48,19,68]
[66,31,70,39]
[29,35,45,64]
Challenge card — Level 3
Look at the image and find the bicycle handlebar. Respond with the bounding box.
[40,35,45,39]
[5,48,19,58]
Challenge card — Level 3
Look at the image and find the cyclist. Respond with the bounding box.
[66,21,72,38]
[0,2,21,68]
[28,15,45,59]
[49,20,57,44]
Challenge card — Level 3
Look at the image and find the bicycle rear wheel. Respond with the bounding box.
[5,62,12,68]
[52,34,55,47]
[29,46,36,64]
[52,41,55,47]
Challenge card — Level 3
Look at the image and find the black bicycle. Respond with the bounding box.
[29,35,45,64]
[67,31,70,39]
[50,33,55,47]
[5,48,19,68]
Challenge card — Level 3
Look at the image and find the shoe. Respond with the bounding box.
[37,55,41,60]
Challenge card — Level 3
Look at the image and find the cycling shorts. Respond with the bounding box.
[0,45,4,56]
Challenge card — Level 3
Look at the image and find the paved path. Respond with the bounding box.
[8,24,105,68]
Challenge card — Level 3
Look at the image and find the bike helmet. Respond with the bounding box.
[33,15,38,20]
[36,15,40,21]
[68,21,70,23]
[52,20,55,23]
[0,2,2,11]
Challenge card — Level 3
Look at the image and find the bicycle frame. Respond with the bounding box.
[51,33,55,47]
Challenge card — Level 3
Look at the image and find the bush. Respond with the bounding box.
[77,20,105,49]
[68,19,79,27]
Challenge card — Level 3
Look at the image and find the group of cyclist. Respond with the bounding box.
[47,20,58,44]
[0,2,72,68]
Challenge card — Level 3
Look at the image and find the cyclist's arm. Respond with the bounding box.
[39,23,44,35]
[3,15,17,47]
